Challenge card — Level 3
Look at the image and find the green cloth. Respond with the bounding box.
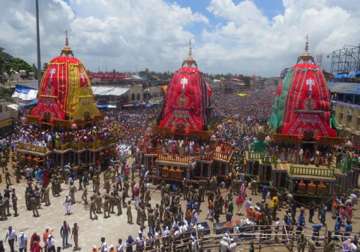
[250,140,267,153]
[330,114,337,129]
[269,68,294,131]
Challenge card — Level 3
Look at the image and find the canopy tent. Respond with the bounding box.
[12,84,38,101]
[13,85,129,99]
[91,86,129,96]
[328,81,360,95]
[8,100,38,111]
[7,104,19,111]
[96,104,117,109]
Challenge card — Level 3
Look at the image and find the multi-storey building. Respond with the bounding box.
[329,81,360,146]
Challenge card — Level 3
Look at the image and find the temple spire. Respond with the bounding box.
[61,30,73,56]
[65,30,69,47]
[305,34,309,53]
[182,39,197,68]
[297,34,314,63]
[189,39,192,57]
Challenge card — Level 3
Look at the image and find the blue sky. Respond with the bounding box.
[167,0,285,42]
[168,0,284,18]
[2,0,360,75]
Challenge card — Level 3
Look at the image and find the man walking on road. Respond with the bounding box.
[5,226,17,252]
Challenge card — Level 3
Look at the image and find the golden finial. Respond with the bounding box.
[61,30,73,56]
[182,39,197,67]
[297,34,314,63]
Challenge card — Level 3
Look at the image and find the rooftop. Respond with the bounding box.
[328,81,360,95]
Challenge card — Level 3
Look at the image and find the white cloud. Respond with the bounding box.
[0,0,207,72]
[0,0,359,76]
[200,0,360,75]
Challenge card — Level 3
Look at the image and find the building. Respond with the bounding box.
[90,71,146,104]
[0,100,17,137]
[329,81,360,145]
[327,44,360,147]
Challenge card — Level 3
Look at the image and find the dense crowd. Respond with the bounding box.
[11,121,120,150]
[0,83,359,252]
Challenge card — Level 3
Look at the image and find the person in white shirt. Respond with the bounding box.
[116,239,124,252]
[47,234,55,252]
[5,226,17,252]
[18,232,27,252]
[100,237,108,252]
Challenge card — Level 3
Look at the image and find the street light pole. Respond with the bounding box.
[35,0,41,88]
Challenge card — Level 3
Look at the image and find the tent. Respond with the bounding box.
[12,84,38,101]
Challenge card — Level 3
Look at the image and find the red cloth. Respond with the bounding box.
[281,63,336,139]
[236,195,244,206]
[158,66,211,134]
[30,55,94,123]
[31,241,42,252]
[43,170,50,188]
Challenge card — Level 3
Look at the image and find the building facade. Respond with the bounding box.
[329,82,360,145]
[0,100,17,136]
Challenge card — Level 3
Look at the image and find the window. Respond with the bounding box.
[0,105,2,113]
[338,93,344,102]
[355,95,360,105]
[131,93,135,101]
[136,93,141,100]
[345,94,354,104]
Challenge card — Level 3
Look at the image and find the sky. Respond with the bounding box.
[1,0,360,76]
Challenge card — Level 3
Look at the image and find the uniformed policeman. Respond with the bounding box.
[44,186,51,206]
[127,201,133,224]
[90,195,97,220]
[81,187,88,205]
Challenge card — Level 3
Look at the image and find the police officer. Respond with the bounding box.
[81,187,88,205]
[44,186,51,206]
[127,201,133,224]
[11,189,18,217]
[90,195,97,220]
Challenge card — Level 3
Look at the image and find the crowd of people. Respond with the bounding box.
[0,82,359,252]
[9,118,125,151]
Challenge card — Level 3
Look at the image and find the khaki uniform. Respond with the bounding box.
[30,195,39,217]
[127,202,133,224]
[44,187,51,206]
[12,194,18,216]
[0,199,7,220]
[90,196,97,219]
[5,171,11,186]
[81,187,88,205]
[96,194,102,213]
[103,195,110,218]
[116,195,122,216]
[104,179,111,194]
[69,184,77,204]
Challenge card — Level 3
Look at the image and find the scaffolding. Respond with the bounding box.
[329,44,360,74]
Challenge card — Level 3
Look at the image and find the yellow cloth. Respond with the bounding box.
[271,196,279,209]
[237,92,248,97]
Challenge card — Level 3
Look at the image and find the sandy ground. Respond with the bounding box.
[1,173,359,252]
